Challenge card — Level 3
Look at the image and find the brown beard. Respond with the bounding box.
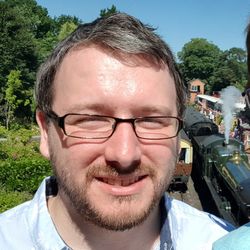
[50,152,176,231]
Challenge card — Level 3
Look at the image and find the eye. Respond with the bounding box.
[66,115,111,129]
[136,117,170,129]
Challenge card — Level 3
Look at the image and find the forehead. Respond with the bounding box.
[53,47,177,116]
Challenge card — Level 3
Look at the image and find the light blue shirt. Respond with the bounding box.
[0,177,234,250]
[213,222,250,250]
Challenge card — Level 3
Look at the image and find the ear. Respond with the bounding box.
[36,110,50,159]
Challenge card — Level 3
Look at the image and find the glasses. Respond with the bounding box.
[46,111,183,140]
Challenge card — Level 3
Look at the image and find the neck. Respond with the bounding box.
[48,194,161,250]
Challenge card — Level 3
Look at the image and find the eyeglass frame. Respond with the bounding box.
[45,111,183,140]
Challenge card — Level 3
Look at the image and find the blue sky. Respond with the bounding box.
[36,0,250,56]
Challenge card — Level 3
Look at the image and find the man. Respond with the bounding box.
[212,21,250,250]
[0,13,233,250]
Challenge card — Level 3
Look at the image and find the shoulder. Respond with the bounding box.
[163,194,235,250]
[0,200,31,226]
[0,178,48,248]
[0,201,33,248]
[213,222,250,250]
[166,195,234,231]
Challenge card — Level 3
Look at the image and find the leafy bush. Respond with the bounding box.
[0,126,8,137]
[0,157,52,193]
[0,126,53,211]
[0,126,52,193]
[0,186,32,213]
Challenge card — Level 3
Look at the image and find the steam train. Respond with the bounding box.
[184,107,250,226]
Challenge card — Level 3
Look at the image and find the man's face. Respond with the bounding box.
[37,46,179,231]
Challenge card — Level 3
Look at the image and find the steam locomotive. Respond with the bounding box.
[184,107,250,226]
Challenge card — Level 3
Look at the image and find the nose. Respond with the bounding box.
[104,122,142,172]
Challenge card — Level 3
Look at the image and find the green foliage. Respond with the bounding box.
[54,14,81,29]
[58,21,77,41]
[0,126,8,137]
[178,38,221,86]
[210,48,247,92]
[100,5,118,17]
[1,126,39,150]
[35,31,58,64]
[0,127,52,193]
[0,157,51,193]
[0,126,52,211]
[0,0,48,126]
[0,185,32,213]
[178,38,247,93]
[0,1,82,127]
[5,70,22,104]
[4,70,22,129]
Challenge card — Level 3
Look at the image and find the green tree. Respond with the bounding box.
[58,21,77,41]
[54,14,81,30]
[0,0,36,88]
[0,0,54,78]
[35,30,58,64]
[100,5,118,17]
[178,38,222,91]
[4,70,22,129]
[36,15,82,64]
[210,48,247,92]
[0,0,54,125]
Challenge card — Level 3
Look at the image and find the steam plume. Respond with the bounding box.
[221,86,241,144]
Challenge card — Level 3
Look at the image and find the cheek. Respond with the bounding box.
[57,140,105,170]
[142,139,179,167]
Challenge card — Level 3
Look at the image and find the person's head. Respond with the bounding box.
[35,12,186,231]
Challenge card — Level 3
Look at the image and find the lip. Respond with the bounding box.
[94,175,148,196]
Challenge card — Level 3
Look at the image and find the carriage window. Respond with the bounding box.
[179,148,186,162]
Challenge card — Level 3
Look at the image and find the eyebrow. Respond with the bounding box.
[64,103,109,113]
[138,106,174,116]
[63,104,175,116]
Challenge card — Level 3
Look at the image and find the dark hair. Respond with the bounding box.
[35,13,187,117]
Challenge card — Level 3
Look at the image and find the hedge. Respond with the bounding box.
[0,126,52,212]
[0,157,52,193]
[0,186,32,213]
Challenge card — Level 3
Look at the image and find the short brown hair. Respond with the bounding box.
[35,13,187,117]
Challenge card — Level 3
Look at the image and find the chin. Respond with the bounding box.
[81,187,162,231]
[87,196,157,231]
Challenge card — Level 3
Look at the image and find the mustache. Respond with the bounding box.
[86,164,157,180]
